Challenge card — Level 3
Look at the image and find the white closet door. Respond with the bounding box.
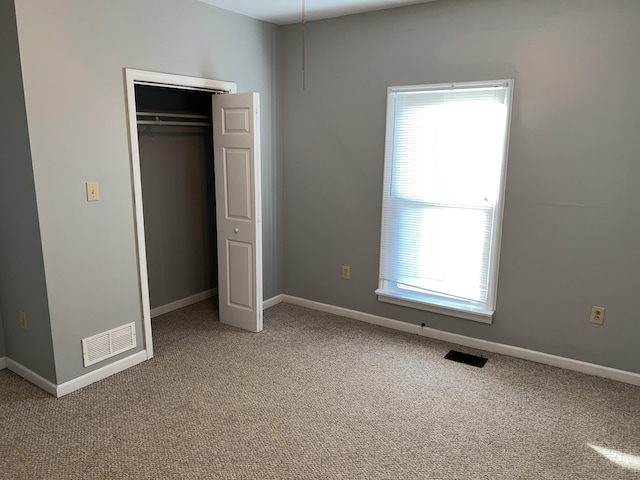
[213,93,263,332]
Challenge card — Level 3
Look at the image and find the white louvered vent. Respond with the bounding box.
[82,322,137,367]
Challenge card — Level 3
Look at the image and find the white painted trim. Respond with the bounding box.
[150,290,281,319]
[125,69,237,94]
[124,69,238,361]
[151,289,217,318]
[282,295,640,387]
[263,294,283,310]
[376,289,493,324]
[0,357,6,370]
[56,350,148,398]
[6,358,57,396]
[6,351,148,397]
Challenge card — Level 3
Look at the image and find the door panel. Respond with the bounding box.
[213,93,263,332]
[222,107,251,134]
[227,240,253,309]
[223,148,252,221]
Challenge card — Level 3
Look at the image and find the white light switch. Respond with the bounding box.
[86,182,99,202]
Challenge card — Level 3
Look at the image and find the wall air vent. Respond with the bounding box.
[82,322,137,367]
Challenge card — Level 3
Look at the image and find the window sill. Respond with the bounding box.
[375,289,494,324]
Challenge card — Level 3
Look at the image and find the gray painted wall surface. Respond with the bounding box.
[0,0,56,381]
[0,315,5,358]
[13,0,281,383]
[139,128,216,309]
[280,0,640,373]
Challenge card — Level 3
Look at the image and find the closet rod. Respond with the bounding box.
[136,111,209,120]
[137,120,211,127]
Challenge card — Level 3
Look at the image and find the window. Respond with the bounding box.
[376,80,513,323]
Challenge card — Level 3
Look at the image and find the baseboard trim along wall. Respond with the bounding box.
[150,291,282,323]
[56,350,147,397]
[9,293,637,397]
[6,358,58,396]
[263,294,284,310]
[282,295,640,387]
[150,289,217,318]
[6,351,148,397]
[0,357,6,370]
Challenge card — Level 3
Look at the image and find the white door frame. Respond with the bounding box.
[124,68,237,359]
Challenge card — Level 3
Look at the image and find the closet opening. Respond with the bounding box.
[134,84,222,319]
[125,69,262,359]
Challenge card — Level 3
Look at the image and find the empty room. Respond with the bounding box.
[1,0,639,478]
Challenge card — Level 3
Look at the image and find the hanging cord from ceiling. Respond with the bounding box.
[302,0,306,90]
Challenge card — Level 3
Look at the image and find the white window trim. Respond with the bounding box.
[376,79,514,324]
[376,288,494,324]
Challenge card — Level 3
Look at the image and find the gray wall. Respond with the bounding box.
[139,127,216,310]
[0,0,56,381]
[0,315,5,358]
[280,0,640,373]
[13,0,281,383]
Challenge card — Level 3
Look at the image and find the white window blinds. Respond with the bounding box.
[376,80,513,323]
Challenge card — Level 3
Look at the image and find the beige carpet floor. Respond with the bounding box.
[1,299,639,479]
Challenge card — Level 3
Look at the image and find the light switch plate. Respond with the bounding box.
[86,182,99,201]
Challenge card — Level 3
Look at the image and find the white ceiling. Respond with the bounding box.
[198,0,436,25]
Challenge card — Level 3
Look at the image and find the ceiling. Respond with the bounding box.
[198,0,436,25]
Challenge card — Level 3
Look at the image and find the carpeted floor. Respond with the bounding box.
[1,299,639,479]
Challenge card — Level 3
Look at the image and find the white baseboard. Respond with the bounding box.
[6,351,149,397]
[263,294,284,310]
[151,290,281,318]
[6,358,58,396]
[0,357,6,370]
[56,350,148,397]
[282,295,640,387]
[151,289,217,318]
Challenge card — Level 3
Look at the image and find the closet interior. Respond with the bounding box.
[135,84,219,315]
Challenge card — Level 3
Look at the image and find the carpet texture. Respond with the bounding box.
[1,300,639,479]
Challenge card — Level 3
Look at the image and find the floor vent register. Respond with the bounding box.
[444,350,488,368]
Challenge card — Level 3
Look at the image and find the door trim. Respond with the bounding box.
[124,68,237,359]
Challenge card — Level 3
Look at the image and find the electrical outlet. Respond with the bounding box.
[19,310,28,330]
[590,306,605,325]
[86,181,99,201]
[341,265,351,280]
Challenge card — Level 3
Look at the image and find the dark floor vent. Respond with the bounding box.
[444,350,487,368]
